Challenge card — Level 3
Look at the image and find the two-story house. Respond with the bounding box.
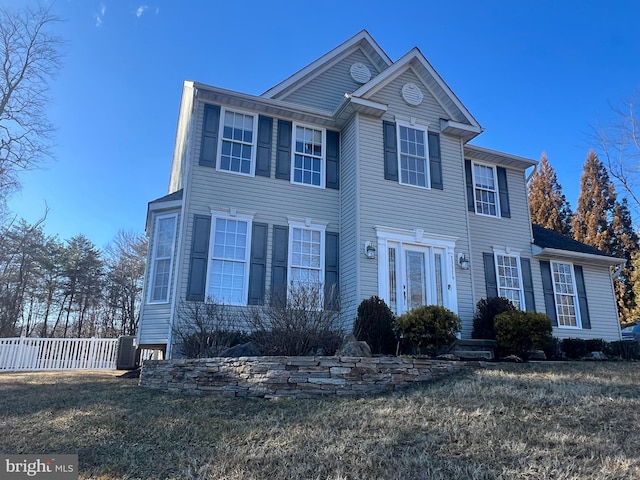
[138,30,623,357]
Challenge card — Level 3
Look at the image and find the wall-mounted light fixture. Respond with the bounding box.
[457,253,470,270]
[364,241,377,259]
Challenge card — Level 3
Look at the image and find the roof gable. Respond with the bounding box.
[532,224,622,265]
[262,30,392,100]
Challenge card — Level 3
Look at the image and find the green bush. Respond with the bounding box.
[395,305,461,356]
[472,297,517,340]
[494,311,553,359]
[605,340,640,360]
[353,296,397,354]
[560,338,589,359]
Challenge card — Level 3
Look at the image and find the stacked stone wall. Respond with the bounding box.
[139,356,487,398]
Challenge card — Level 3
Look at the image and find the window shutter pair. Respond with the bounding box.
[275,120,340,189]
[199,104,272,177]
[382,120,442,189]
[540,261,591,329]
[483,253,535,311]
[464,160,510,217]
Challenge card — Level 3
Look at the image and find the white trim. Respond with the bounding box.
[148,199,182,211]
[532,245,624,267]
[471,160,500,218]
[290,122,326,189]
[147,213,178,305]
[550,260,582,329]
[205,211,255,306]
[216,106,259,177]
[492,248,525,310]
[396,120,431,190]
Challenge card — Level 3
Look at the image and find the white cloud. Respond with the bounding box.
[95,3,106,27]
[136,5,148,17]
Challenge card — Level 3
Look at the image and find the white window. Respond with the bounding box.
[292,123,325,187]
[207,213,252,305]
[472,162,499,216]
[218,108,257,176]
[148,214,178,303]
[288,222,325,294]
[551,261,580,328]
[494,252,523,309]
[398,123,429,188]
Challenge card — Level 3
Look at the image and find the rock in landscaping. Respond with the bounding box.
[436,353,459,361]
[528,350,547,360]
[218,342,261,357]
[337,334,372,357]
[501,355,522,363]
[583,351,608,361]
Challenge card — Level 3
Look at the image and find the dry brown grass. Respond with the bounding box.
[1,362,640,479]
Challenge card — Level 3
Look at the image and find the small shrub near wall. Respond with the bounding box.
[395,306,461,356]
[472,297,517,340]
[494,311,553,359]
[353,296,397,355]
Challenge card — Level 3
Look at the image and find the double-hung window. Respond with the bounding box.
[292,123,325,187]
[494,252,523,309]
[208,213,252,305]
[551,261,580,327]
[218,108,257,176]
[473,162,499,216]
[148,214,178,303]
[288,221,325,297]
[398,123,429,188]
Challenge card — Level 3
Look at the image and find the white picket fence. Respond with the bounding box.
[0,337,134,371]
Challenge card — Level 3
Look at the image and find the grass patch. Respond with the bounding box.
[1,363,640,479]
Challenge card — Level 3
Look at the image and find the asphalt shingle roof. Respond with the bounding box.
[531,224,618,258]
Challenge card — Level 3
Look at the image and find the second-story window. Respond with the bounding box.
[292,123,325,187]
[473,162,499,216]
[398,123,429,188]
[218,108,257,176]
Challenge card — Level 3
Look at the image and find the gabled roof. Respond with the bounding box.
[465,145,537,171]
[262,30,392,100]
[532,224,623,266]
[149,189,183,205]
[351,47,482,141]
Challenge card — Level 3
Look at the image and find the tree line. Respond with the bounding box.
[0,219,147,338]
[528,150,640,323]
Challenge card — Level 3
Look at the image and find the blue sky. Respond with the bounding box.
[6,0,640,248]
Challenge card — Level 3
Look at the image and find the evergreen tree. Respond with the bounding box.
[610,198,640,323]
[528,154,573,235]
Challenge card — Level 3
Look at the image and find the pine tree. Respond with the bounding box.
[610,198,640,323]
[572,150,616,252]
[528,154,573,235]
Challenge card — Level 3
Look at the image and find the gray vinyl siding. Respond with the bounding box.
[467,167,533,337]
[282,49,382,113]
[138,210,182,346]
[177,101,340,303]
[169,82,195,193]
[339,115,359,327]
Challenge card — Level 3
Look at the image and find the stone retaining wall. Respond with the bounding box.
[139,356,487,399]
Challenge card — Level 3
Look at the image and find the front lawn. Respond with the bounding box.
[1,362,639,479]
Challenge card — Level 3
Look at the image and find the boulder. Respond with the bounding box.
[583,351,608,361]
[501,354,523,363]
[218,342,261,357]
[528,350,547,360]
[436,353,460,361]
[337,334,372,357]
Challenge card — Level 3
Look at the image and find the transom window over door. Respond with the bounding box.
[208,216,251,305]
[495,253,523,309]
[398,124,429,188]
[552,261,580,327]
[473,162,498,216]
[218,109,257,175]
[292,124,325,187]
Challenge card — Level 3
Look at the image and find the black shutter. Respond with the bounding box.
[200,104,220,167]
[483,252,498,298]
[465,160,475,212]
[540,260,558,326]
[574,265,591,329]
[271,225,288,305]
[324,232,339,310]
[248,223,268,305]
[186,214,211,301]
[520,258,535,312]
[275,120,292,180]
[428,132,442,190]
[383,120,398,181]
[497,167,511,218]
[326,130,340,190]
[255,116,273,177]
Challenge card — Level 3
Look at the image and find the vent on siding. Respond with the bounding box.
[401,83,424,106]
[350,62,372,84]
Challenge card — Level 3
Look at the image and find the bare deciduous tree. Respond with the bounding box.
[0,4,62,210]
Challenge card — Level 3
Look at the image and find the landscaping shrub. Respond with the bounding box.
[472,297,517,339]
[605,340,640,360]
[494,311,553,359]
[353,296,396,354]
[395,305,461,356]
[560,338,589,359]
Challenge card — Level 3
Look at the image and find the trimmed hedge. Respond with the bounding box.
[353,296,397,354]
[494,311,553,359]
[395,305,461,356]
[472,297,517,340]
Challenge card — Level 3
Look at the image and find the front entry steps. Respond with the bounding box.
[453,339,496,360]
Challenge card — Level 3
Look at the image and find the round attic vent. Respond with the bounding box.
[401,82,424,106]
[350,62,371,84]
